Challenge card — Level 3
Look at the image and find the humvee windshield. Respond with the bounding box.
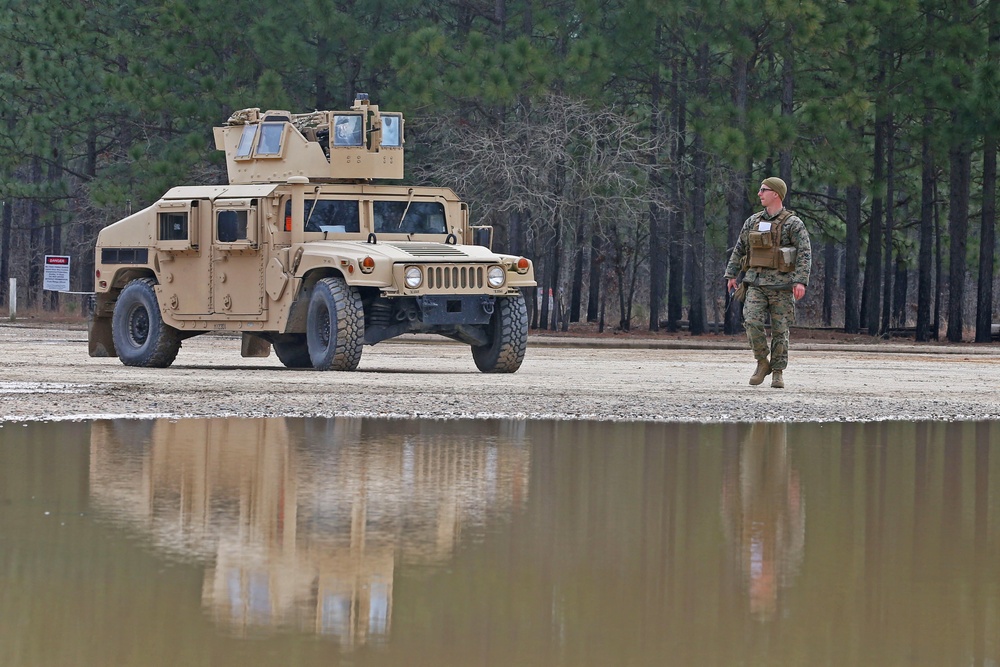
[373,201,447,234]
[281,199,446,235]
[285,200,361,233]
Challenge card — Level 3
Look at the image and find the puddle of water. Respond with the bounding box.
[0,418,997,666]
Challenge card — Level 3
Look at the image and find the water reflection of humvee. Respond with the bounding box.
[89,95,535,373]
[88,417,529,644]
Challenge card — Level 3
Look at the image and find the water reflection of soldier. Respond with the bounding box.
[334,115,362,146]
[720,423,805,620]
[381,116,399,147]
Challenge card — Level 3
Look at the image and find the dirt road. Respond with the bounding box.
[1,323,998,423]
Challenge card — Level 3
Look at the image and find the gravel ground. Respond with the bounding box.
[1,323,998,423]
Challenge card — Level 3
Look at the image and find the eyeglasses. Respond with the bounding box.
[758,187,774,193]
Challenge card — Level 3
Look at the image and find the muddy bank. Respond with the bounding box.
[1,323,998,423]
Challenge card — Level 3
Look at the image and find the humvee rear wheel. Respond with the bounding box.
[306,277,364,371]
[111,278,181,368]
[273,334,311,368]
[472,294,528,373]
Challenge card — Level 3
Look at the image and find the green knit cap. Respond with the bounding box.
[761,177,787,200]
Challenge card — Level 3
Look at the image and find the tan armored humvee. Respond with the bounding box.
[89,95,535,372]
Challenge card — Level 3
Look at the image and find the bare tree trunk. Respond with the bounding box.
[667,54,686,332]
[648,22,666,332]
[946,137,971,342]
[863,103,886,335]
[724,174,747,335]
[976,0,998,342]
[779,23,794,187]
[879,112,895,336]
[536,259,547,330]
[0,200,10,307]
[844,181,862,333]
[587,232,601,323]
[823,184,838,327]
[27,158,43,309]
[687,42,709,336]
[725,42,750,336]
[548,219,562,331]
[824,238,836,326]
[934,179,943,340]
[976,132,997,343]
[892,255,907,329]
[916,111,935,341]
[565,209,587,324]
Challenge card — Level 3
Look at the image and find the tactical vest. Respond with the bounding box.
[747,209,796,272]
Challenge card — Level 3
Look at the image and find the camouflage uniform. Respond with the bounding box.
[724,209,811,371]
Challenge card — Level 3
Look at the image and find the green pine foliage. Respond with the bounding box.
[0,0,996,338]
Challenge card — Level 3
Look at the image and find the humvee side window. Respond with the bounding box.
[236,125,256,158]
[380,114,402,147]
[217,210,249,242]
[284,200,361,233]
[158,212,188,241]
[373,201,447,234]
[256,122,284,156]
[332,114,363,147]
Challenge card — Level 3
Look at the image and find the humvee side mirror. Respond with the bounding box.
[472,226,493,249]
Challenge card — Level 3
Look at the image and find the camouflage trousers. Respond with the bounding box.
[743,285,796,370]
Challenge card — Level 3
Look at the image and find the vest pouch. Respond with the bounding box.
[778,246,797,273]
[748,230,777,268]
[749,230,773,249]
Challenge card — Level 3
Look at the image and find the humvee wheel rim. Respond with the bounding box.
[317,306,332,348]
[127,305,150,346]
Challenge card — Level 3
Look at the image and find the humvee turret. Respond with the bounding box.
[89,95,535,372]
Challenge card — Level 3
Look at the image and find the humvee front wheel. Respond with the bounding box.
[306,277,364,371]
[472,294,528,373]
[111,278,181,368]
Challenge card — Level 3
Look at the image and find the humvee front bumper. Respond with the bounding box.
[418,294,494,325]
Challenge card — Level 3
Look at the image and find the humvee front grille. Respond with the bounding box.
[425,265,485,291]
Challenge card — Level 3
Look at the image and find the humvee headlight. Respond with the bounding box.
[404,266,423,288]
[516,257,530,274]
[360,256,376,274]
[487,265,506,288]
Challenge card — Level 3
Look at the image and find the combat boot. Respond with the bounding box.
[771,370,784,388]
[749,359,771,385]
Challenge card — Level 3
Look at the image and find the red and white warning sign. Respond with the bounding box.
[43,255,71,292]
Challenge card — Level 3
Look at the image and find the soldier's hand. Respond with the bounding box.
[727,278,738,292]
[793,283,806,300]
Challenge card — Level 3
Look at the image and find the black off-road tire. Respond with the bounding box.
[273,334,312,368]
[472,294,528,373]
[111,278,181,368]
[306,277,364,371]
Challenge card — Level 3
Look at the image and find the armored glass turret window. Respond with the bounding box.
[236,125,256,158]
[256,123,284,156]
[380,114,402,147]
[332,114,363,147]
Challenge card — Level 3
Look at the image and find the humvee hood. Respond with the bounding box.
[302,240,507,263]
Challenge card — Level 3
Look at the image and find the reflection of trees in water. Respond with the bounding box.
[88,416,529,645]
[720,423,805,620]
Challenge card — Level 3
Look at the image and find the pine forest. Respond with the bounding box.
[1,0,998,342]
